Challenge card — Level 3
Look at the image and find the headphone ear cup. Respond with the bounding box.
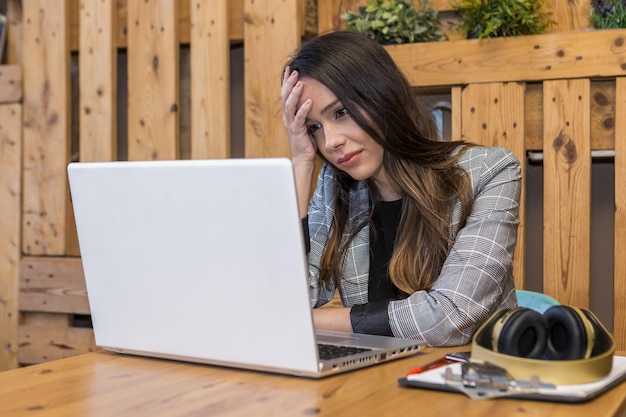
[492,308,547,359]
[544,305,595,360]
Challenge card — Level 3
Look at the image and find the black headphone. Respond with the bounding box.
[471,305,615,384]
[489,305,595,360]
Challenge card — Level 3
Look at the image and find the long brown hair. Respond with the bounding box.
[286,31,475,296]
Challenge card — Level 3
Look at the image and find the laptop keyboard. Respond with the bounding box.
[317,343,372,360]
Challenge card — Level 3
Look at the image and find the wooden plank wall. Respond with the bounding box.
[387,29,626,351]
[0,0,301,370]
[386,27,626,328]
[542,79,591,308]
[318,0,626,351]
[2,0,625,370]
[22,0,72,257]
[615,77,626,351]
[79,0,116,162]
[190,1,230,159]
[0,65,22,370]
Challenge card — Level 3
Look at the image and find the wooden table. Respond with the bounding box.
[1,348,626,417]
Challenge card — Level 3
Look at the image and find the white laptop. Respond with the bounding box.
[67,158,424,378]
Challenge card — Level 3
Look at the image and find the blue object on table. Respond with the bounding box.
[515,289,560,314]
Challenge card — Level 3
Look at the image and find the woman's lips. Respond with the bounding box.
[337,151,361,168]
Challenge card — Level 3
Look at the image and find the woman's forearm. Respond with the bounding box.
[312,307,353,333]
[292,159,315,218]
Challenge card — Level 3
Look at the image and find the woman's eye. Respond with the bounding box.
[307,123,322,136]
[335,107,348,119]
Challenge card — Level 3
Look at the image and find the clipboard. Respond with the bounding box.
[398,355,626,403]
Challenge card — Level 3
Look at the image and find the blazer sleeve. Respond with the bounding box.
[387,147,521,346]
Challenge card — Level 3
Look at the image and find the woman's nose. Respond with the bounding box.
[323,127,345,152]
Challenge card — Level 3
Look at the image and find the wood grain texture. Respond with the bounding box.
[78,0,116,162]
[542,79,591,307]
[243,0,300,158]
[5,0,23,66]
[68,0,245,50]
[189,0,230,159]
[524,82,544,150]
[0,65,21,103]
[524,80,616,151]
[544,0,593,34]
[22,0,72,255]
[127,0,179,161]
[614,77,626,352]
[590,80,618,151]
[17,314,97,365]
[19,256,89,315]
[0,103,22,370]
[450,86,462,141]
[386,29,626,88]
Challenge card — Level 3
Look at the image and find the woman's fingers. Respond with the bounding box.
[281,69,306,135]
[282,70,301,121]
[281,67,317,158]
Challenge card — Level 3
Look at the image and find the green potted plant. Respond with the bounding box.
[590,0,626,28]
[453,0,554,39]
[342,0,446,44]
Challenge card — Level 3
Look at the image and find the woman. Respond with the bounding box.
[281,31,521,346]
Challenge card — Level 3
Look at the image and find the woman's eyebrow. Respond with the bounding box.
[305,100,341,123]
[320,100,340,116]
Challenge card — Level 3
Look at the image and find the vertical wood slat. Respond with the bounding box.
[22,0,72,255]
[189,0,230,159]
[127,0,179,161]
[0,103,22,370]
[459,82,527,290]
[0,65,22,103]
[5,0,23,66]
[69,1,245,51]
[244,0,301,158]
[542,79,591,307]
[590,81,617,151]
[544,1,593,34]
[450,86,461,141]
[316,0,351,34]
[614,77,626,352]
[79,0,116,162]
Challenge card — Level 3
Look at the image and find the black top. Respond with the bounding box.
[368,199,403,301]
[302,199,402,337]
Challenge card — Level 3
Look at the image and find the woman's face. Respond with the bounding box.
[298,77,399,199]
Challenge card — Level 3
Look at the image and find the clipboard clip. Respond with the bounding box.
[444,361,556,400]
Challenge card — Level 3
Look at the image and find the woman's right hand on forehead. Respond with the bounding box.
[281,66,317,165]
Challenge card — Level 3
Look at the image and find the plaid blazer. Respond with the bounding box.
[307,146,521,346]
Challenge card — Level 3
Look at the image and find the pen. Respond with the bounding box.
[406,356,453,376]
